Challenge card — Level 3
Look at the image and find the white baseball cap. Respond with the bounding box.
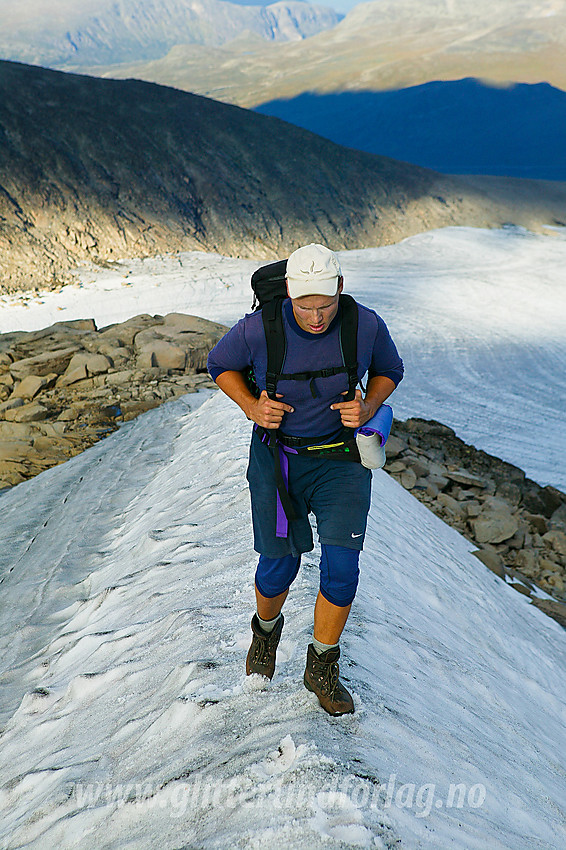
[286,243,342,299]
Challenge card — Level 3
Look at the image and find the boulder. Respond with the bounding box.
[471,513,519,545]
[405,456,430,478]
[400,468,417,490]
[11,373,57,399]
[550,502,566,531]
[525,513,549,535]
[472,548,505,578]
[438,493,465,519]
[10,346,81,379]
[446,469,488,488]
[136,337,186,370]
[0,397,25,413]
[5,401,50,423]
[542,530,566,557]
[384,435,407,458]
[496,481,522,506]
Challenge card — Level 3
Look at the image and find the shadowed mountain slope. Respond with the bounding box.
[2,61,566,293]
[255,79,566,180]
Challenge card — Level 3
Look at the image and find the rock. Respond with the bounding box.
[10,346,82,379]
[57,364,88,387]
[136,338,186,370]
[479,495,517,515]
[513,549,539,576]
[428,473,449,491]
[99,314,162,347]
[385,435,406,458]
[496,481,522,506]
[471,513,519,544]
[542,530,566,557]
[84,354,111,375]
[0,397,25,413]
[11,373,57,399]
[446,469,487,488]
[400,468,417,490]
[550,502,566,531]
[5,401,50,423]
[386,460,407,474]
[507,522,528,550]
[525,513,549,535]
[105,370,134,386]
[464,501,481,518]
[472,548,505,578]
[540,572,565,593]
[509,582,532,597]
[438,493,465,519]
[405,456,430,477]
[522,485,563,518]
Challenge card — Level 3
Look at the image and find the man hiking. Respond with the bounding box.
[207,243,403,715]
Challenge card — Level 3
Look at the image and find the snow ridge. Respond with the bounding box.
[1,390,565,849]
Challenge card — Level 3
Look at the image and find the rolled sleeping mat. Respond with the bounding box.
[355,404,393,469]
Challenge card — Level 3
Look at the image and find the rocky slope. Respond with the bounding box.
[3,61,566,295]
[1,314,564,629]
[0,314,224,486]
[0,0,341,66]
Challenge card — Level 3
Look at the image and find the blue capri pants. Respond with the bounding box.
[247,429,372,607]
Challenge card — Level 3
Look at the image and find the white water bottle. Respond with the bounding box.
[355,404,393,469]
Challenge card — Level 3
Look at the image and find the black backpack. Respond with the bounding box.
[247,258,359,403]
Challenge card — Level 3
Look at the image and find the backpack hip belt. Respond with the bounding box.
[255,425,361,539]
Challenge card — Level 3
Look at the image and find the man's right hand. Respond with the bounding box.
[249,390,294,430]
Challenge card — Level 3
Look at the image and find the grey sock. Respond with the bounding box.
[312,636,339,655]
[257,613,282,633]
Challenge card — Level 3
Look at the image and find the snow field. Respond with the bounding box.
[1,226,565,489]
[0,389,565,849]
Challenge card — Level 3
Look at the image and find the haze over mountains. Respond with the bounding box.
[3,60,566,294]
[81,0,566,104]
[0,0,341,67]
[37,0,564,180]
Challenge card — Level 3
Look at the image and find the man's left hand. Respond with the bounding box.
[330,389,376,429]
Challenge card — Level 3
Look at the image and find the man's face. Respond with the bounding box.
[290,280,343,334]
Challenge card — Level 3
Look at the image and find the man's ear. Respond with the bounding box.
[285,279,291,297]
[337,276,344,295]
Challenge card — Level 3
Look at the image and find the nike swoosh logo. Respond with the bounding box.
[351,532,363,538]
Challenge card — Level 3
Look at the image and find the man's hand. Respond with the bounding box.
[250,390,294,430]
[330,389,376,429]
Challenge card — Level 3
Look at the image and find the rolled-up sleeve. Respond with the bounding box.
[207,317,252,382]
[368,316,404,386]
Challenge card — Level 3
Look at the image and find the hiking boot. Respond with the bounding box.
[304,643,354,716]
[246,614,284,679]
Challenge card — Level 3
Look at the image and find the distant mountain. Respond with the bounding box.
[0,0,341,67]
[2,61,566,293]
[255,79,566,180]
[87,0,566,105]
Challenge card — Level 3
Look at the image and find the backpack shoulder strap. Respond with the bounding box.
[338,294,359,401]
[262,297,287,400]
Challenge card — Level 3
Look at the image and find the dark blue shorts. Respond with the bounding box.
[246,429,372,559]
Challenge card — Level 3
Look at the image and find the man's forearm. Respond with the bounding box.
[364,376,397,419]
[215,370,257,419]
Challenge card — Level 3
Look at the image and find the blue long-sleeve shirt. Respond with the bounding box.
[208,298,403,438]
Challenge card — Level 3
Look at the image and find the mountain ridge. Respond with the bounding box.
[2,61,566,293]
[0,0,341,67]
